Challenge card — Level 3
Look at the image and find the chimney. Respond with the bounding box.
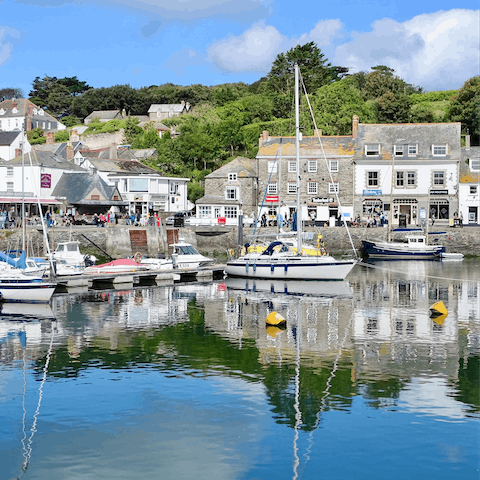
[181,100,185,106]
[46,132,54,144]
[26,117,32,131]
[28,103,33,116]
[15,148,22,158]
[263,130,269,141]
[314,128,322,137]
[122,108,127,118]
[110,143,117,160]
[352,115,359,139]
[70,132,80,143]
[66,141,74,160]
[465,131,471,150]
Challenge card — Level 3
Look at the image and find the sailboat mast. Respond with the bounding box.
[21,129,26,253]
[295,64,302,254]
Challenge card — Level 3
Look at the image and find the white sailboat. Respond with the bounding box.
[0,132,56,303]
[225,65,357,281]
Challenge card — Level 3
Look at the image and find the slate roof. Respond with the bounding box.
[0,149,84,170]
[84,110,123,121]
[0,131,21,146]
[0,99,64,130]
[34,141,83,159]
[148,103,190,114]
[129,148,157,160]
[52,172,126,205]
[195,195,240,205]
[206,156,256,179]
[460,146,480,184]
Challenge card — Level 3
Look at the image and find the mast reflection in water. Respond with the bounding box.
[0,260,479,480]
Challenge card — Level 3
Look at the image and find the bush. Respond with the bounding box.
[55,130,70,142]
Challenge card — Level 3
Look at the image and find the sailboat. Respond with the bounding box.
[224,65,358,281]
[0,132,56,303]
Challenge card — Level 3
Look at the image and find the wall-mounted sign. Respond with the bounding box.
[362,189,382,196]
[265,195,279,202]
[40,173,51,188]
[430,189,448,195]
[312,197,334,203]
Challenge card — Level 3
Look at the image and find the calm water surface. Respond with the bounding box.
[1,260,479,479]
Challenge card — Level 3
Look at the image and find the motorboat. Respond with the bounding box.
[170,239,215,270]
[1,250,47,278]
[362,235,445,260]
[440,252,464,260]
[0,263,56,303]
[53,240,96,275]
[225,241,357,280]
[83,258,150,274]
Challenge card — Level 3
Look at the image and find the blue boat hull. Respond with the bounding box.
[362,240,445,260]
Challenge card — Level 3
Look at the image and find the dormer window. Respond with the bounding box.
[0,108,5,115]
[432,145,447,156]
[470,158,480,172]
[33,108,38,115]
[228,173,237,181]
[408,145,418,156]
[394,145,404,156]
[39,109,45,116]
[12,107,18,114]
[365,144,380,156]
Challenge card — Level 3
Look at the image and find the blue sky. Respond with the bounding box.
[1,0,478,97]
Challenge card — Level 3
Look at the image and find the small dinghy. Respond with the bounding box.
[440,252,464,260]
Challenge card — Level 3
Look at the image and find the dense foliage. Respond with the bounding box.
[19,43,477,202]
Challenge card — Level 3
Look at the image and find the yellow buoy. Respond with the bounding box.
[430,300,448,317]
[432,313,447,325]
[266,311,286,326]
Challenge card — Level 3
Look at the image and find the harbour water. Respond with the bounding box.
[1,259,479,479]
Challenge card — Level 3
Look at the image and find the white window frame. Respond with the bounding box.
[228,173,237,181]
[307,182,318,194]
[395,171,404,188]
[329,160,338,172]
[470,159,480,171]
[328,182,339,194]
[6,182,14,192]
[470,186,477,194]
[432,144,447,156]
[267,183,277,194]
[288,182,297,194]
[394,145,404,156]
[225,186,238,200]
[365,144,380,156]
[7,166,14,177]
[198,206,212,218]
[224,206,238,218]
[432,171,445,186]
[267,161,277,173]
[367,171,379,187]
[308,160,317,173]
[406,171,416,188]
[288,161,297,173]
[408,144,418,156]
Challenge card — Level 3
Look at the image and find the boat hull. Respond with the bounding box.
[0,282,56,303]
[225,256,357,281]
[362,240,445,260]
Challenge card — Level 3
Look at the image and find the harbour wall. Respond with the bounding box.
[0,224,478,258]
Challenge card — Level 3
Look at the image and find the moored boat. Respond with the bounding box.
[362,235,445,260]
[83,258,150,274]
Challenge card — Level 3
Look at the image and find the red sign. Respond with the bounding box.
[265,195,279,202]
[218,217,226,224]
[40,173,51,188]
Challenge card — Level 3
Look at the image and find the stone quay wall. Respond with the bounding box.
[1,224,478,259]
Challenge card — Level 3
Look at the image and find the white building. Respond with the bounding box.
[0,131,32,161]
[459,140,480,225]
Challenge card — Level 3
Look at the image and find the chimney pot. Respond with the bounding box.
[15,148,22,158]
[352,115,359,139]
[46,132,54,144]
[66,141,74,160]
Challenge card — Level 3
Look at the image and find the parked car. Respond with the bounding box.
[165,211,195,226]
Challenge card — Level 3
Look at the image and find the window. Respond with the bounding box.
[408,144,417,156]
[288,182,297,194]
[169,182,179,194]
[288,161,297,172]
[433,171,445,186]
[7,167,13,177]
[267,183,277,194]
[407,171,416,187]
[328,182,339,194]
[396,171,404,187]
[329,160,338,172]
[225,187,237,200]
[308,160,317,172]
[470,186,477,194]
[6,182,13,192]
[224,206,238,218]
[469,159,480,171]
[432,145,447,156]
[267,161,277,173]
[198,206,212,217]
[365,144,380,156]
[307,182,318,194]
[91,194,100,200]
[394,145,404,156]
[228,173,237,181]
[367,171,379,187]
[268,206,277,216]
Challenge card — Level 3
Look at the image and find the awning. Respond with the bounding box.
[0,197,61,204]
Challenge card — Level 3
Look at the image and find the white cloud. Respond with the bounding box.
[0,27,21,66]
[206,19,344,74]
[334,9,479,90]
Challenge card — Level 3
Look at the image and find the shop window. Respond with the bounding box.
[198,206,212,217]
[224,206,238,218]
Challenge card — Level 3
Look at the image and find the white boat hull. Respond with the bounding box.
[0,282,56,303]
[225,255,357,281]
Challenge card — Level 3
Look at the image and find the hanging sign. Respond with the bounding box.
[265,195,279,202]
[40,173,51,188]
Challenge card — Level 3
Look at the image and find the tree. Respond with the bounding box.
[375,91,412,123]
[0,87,24,100]
[264,42,334,95]
[58,76,91,96]
[447,76,480,140]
